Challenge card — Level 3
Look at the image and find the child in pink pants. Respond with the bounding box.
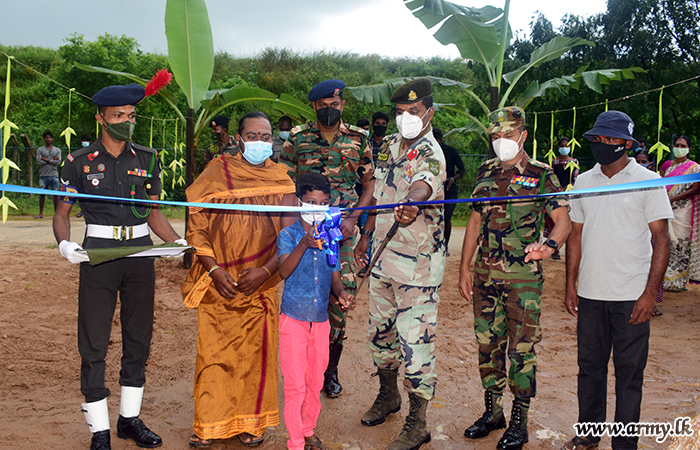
[277,173,355,450]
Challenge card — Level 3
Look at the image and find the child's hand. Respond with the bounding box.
[338,291,356,311]
[300,227,321,249]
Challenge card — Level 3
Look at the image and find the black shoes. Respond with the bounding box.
[90,430,111,450]
[323,343,344,398]
[464,390,506,439]
[117,415,163,448]
[496,398,530,450]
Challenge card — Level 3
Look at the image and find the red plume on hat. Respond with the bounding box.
[144,69,173,97]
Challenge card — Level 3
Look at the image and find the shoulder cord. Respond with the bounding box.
[130,152,156,219]
[509,170,547,244]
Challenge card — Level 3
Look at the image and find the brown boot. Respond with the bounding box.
[360,368,401,426]
[386,393,431,450]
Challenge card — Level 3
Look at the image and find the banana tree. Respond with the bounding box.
[75,0,314,187]
[349,0,641,139]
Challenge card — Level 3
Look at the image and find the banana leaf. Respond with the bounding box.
[404,0,511,86]
[164,0,214,110]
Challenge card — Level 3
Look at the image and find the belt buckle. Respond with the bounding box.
[113,226,120,240]
[125,226,133,240]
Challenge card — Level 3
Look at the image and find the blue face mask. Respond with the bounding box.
[558,147,571,156]
[278,131,290,140]
[81,141,90,147]
[241,140,273,165]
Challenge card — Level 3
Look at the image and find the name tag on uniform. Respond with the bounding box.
[87,173,104,181]
[511,175,539,188]
[402,165,415,182]
[127,168,151,177]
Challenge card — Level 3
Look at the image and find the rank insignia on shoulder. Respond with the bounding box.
[378,153,389,161]
[511,175,539,187]
[66,154,74,162]
[428,159,440,176]
[127,168,151,177]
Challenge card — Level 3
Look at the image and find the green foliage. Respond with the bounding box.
[164,0,214,110]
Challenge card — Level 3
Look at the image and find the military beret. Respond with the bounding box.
[92,84,145,107]
[486,106,526,133]
[209,116,230,128]
[390,78,432,103]
[308,79,346,102]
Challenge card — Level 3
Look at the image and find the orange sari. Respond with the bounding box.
[181,154,295,440]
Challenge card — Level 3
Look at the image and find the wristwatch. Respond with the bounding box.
[360,228,374,237]
[544,239,559,251]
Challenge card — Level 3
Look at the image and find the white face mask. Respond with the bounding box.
[492,133,524,162]
[300,201,327,225]
[673,146,689,159]
[396,110,429,140]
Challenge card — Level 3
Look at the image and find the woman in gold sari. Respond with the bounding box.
[182,111,296,447]
[663,135,700,291]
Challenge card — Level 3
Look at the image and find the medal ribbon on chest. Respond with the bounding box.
[127,168,151,177]
[511,174,539,188]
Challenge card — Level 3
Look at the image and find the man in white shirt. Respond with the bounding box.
[562,111,673,450]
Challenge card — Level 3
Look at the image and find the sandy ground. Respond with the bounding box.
[1,216,699,450]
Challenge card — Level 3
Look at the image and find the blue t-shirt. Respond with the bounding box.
[277,219,340,322]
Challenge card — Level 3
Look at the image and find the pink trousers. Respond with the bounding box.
[279,313,330,450]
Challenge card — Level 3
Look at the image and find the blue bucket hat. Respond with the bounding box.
[583,110,639,149]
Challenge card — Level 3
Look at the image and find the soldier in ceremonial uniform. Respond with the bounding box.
[354,78,446,450]
[280,79,375,398]
[53,84,184,450]
[458,107,571,450]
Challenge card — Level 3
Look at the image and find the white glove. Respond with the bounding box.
[59,240,90,264]
[174,238,188,246]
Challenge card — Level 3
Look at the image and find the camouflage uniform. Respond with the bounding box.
[368,130,446,400]
[469,150,567,398]
[280,121,374,343]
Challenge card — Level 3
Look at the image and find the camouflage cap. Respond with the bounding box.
[390,78,432,104]
[486,106,526,133]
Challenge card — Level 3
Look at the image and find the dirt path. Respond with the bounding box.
[0,216,698,449]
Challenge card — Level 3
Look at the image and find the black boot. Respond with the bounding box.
[323,342,343,398]
[464,390,506,439]
[360,368,401,426]
[497,398,530,450]
[386,393,431,450]
[90,430,111,450]
[117,415,162,448]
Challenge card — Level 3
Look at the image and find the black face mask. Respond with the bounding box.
[372,124,387,137]
[591,141,627,166]
[316,107,342,127]
[212,131,221,141]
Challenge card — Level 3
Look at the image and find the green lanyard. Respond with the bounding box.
[130,152,156,219]
[508,170,547,244]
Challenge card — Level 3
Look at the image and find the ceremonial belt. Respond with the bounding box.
[86,223,150,241]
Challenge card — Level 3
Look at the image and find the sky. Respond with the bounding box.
[2,0,608,60]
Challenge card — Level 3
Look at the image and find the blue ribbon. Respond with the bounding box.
[1,172,699,214]
[313,207,343,267]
